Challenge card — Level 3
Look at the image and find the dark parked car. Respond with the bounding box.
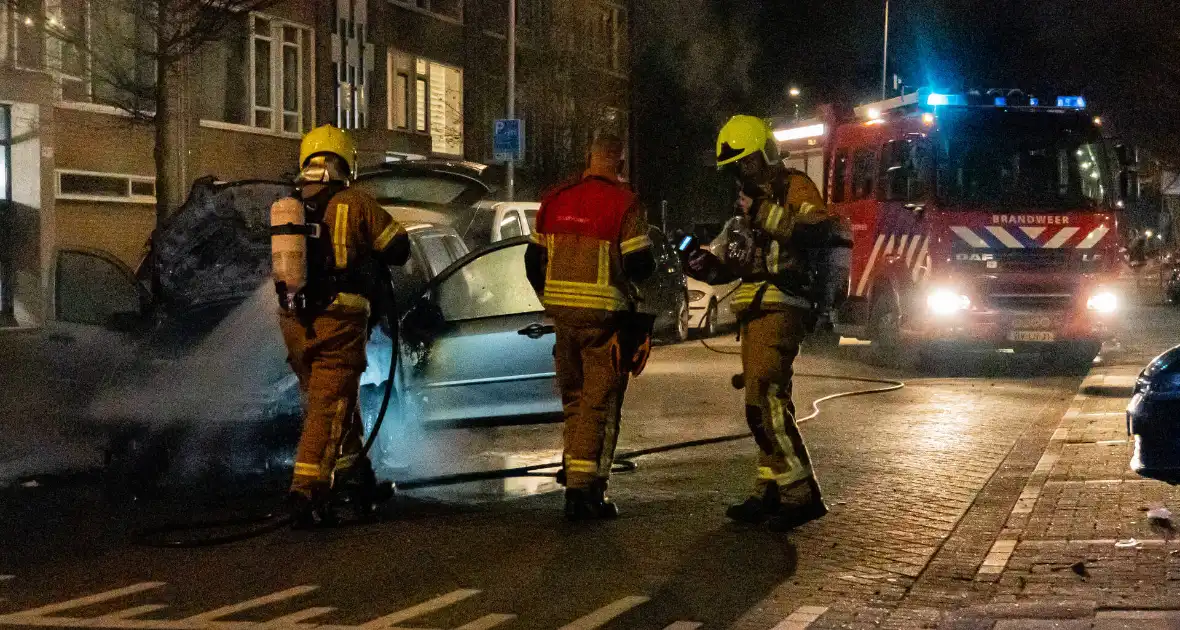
[1128,344,1180,484]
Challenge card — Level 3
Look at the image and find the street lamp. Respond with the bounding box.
[881,0,890,100]
[789,87,801,120]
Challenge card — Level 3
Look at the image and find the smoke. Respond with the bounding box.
[636,0,756,126]
[88,284,297,428]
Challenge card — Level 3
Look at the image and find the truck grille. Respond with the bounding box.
[995,250,1072,272]
[988,294,1074,311]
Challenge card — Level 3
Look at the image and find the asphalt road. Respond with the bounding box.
[0,333,1099,630]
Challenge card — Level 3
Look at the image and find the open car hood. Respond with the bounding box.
[143,177,294,313]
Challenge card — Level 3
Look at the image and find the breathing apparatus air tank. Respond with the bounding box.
[271,197,310,310]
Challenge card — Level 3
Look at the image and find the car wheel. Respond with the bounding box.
[675,294,691,343]
[704,300,720,338]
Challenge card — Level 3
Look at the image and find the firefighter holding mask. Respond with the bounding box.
[270,125,410,527]
[686,115,850,532]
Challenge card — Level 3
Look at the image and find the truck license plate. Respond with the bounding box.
[1009,331,1056,342]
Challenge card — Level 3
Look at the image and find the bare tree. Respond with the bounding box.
[5,0,284,224]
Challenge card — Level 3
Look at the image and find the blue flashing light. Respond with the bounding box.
[994,97,1008,107]
[1056,96,1087,109]
[926,93,966,107]
[1029,97,1040,106]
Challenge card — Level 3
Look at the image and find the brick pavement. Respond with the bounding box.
[768,305,1180,629]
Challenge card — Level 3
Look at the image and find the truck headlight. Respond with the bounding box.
[927,289,971,316]
[687,290,707,303]
[1087,291,1118,313]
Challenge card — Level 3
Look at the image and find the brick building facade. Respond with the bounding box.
[0,0,630,326]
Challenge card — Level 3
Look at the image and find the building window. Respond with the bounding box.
[588,3,621,73]
[390,50,464,156]
[57,170,156,204]
[199,13,313,135]
[394,0,463,22]
[11,0,45,71]
[12,0,156,110]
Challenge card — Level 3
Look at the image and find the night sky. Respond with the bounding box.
[633,0,1179,227]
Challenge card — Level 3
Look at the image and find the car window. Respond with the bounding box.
[416,233,462,278]
[436,244,542,322]
[499,212,524,239]
[524,208,538,231]
[56,250,138,326]
[443,234,470,261]
[463,209,495,248]
[355,174,475,206]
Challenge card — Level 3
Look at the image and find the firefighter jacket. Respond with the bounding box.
[731,169,840,316]
[303,186,410,315]
[525,175,654,326]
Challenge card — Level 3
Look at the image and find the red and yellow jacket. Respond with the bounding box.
[525,174,654,325]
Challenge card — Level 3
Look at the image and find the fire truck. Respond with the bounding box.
[774,89,1134,366]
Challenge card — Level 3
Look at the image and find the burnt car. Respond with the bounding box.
[87,170,561,491]
[1128,344,1180,484]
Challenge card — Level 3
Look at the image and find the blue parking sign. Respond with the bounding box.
[493,119,524,162]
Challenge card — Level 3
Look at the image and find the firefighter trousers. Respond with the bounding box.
[555,324,629,490]
[740,308,821,501]
[279,308,370,500]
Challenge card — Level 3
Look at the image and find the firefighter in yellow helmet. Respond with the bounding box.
[524,134,655,521]
[686,115,850,532]
[271,125,410,527]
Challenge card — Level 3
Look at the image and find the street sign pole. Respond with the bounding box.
[506,0,516,201]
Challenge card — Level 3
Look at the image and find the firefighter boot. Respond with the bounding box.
[767,478,828,532]
[286,490,338,529]
[726,482,781,524]
[337,459,395,522]
[564,480,620,522]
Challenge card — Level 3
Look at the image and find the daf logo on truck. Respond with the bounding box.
[956,253,995,262]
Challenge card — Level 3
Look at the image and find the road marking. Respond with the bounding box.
[254,607,336,629]
[662,623,703,630]
[770,605,829,630]
[183,587,319,623]
[453,614,516,630]
[0,583,166,620]
[353,589,481,630]
[557,596,650,630]
[89,605,169,621]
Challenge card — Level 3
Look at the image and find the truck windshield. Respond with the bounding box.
[938,111,1111,209]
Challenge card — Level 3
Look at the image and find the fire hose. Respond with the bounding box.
[133,319,904,548]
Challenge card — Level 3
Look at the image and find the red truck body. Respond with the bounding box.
[777,91,1123,355]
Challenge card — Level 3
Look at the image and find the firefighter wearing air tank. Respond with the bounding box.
[524,134,655,521]
[270,125,410,527]
[687,115,850,532]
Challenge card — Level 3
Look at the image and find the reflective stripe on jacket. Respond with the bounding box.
[533,175,651,323]
[319,187,407,314]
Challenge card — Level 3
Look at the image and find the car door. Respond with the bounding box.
[398,238,559,425]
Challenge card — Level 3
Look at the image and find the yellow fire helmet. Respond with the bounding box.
[716,115,779,169]
[299,125,358,179]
